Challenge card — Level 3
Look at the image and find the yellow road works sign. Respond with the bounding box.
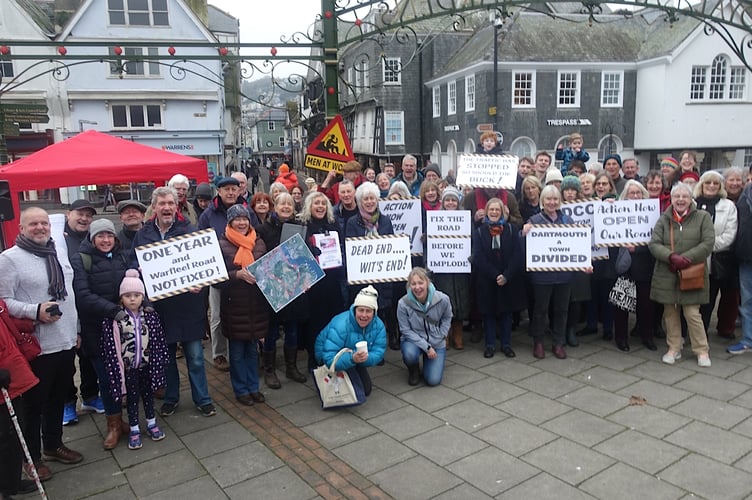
[305,115,355,173]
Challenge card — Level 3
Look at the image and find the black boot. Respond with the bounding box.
[262,351,281,389]
[566,327,579,347]
[284,348,307,383]
[388,331,400,351]
[406,364,421,386]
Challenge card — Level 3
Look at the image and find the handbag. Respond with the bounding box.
[312,348,366,409]
[608,275,637,312]
[669,223,705,292]
[0,304,41,361]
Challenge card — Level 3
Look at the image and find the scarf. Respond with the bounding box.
[484,216,506,249]
[15,234,68,300]
[422,199,441,211]
[672,207,689,224]
[224,225,257,268]
[695,195,719,221]
[359,209,380,237]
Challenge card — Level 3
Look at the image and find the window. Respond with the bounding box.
[383,57,401,85]
[510,137,536,160]
[112,103,162,129]
[447,81,457,115]
[512,71,535,107]
[432,87,440,117]
[598,134,623,160]
[267,121,275,131]
[744,148,752,168]
[279,137,285,147]
[109,47,160,76]
[108,0,169,26]
[601,71,623,107]
[0,60,12,78]
[384,111,404,145]
[465,74,475,112]
[353,59,368,97]
[690,55,747,101]
[557,70,580,107]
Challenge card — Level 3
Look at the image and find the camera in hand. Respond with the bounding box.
[46,304,62,317]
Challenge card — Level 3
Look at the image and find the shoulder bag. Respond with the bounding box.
[312,348,366,410]
[670,223,705,291]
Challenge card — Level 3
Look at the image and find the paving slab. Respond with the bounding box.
[457,377,526,405]
[579,462,684,500]
[182,420,256,459]
[522,438,615,486]
[607,404,693,439]
[624,360,695,385]
[445,446,538,496]
[474,417,558,456]
[275,396,334,427]
[125,449,208,497]
[496,472,597,500]
[574,365,640,392]
[371,456,463,499]
[581,350,647,371]
[202,441,284,487]
[302,412,378,448]
[557,385,631,417]
[658,453,752,500]
[665,420,752,464]
[477,359,541,383]
[496,391,573,425]
[404,425,487,466]
[346,387,408,419]
[398,384,468,413]
[433,398,508,432]
[367,405,444,441]
[670,394,749,429]
[143,476,228,500]
[542,409,625,447]
[615,379,693,409]
[529,355,595,378]
[84,484,137,500]
[440,362,489,388]
[432,482,494,500]
[514,371,584,399]
[730,388,752,410]
[333,433,416,475]
[40,457,128,500]
[673,372,750,402]
[224,466,318,500]
[593,429,687,474]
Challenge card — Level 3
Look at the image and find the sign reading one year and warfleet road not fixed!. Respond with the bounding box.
[304,115,355,173]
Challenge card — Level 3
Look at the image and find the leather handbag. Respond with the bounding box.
[669,223,705,292]
[312,348,366,409]
[0,303,41,362]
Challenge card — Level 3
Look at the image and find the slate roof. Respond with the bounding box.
[15,0,57,37]
[207,5,238,35]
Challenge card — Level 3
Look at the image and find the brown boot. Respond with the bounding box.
[452,322,464,350]
[104,414,123,450]
[284,347,307,383]
[262,351,281,389]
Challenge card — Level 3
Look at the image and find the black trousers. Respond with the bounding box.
[25,348,76,461]
[0,396,25,495]
[66,349,99,403]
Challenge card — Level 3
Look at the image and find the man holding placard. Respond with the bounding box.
[132,187,217,418]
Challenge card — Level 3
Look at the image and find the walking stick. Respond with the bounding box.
[1,387,47,499]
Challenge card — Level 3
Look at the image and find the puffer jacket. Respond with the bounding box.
[0,300,39,399]
[216,233,270,342]
[397,285,452,352]
[649,204,715,305]
[71,238,129,357]
[315,305,387,370]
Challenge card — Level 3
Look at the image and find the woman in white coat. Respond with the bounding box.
[693,170,738,335]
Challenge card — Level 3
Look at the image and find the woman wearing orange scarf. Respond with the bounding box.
[215,205,271,406]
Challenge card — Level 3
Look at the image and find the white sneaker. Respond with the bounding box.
[697,354,711,367]
[662,351,682,365]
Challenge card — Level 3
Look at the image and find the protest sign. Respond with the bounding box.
[248,233,325,313]
[312,232,343,269]
[379,198,423,254]
[136,229,228,301]
[593,198,660,246]
[525,224,592,271]
[426,210,471,273]
[560,199,609,260]
[345,235,412,284]
[456,154,518,189]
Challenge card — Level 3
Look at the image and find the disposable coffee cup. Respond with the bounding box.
[355,341,368,353]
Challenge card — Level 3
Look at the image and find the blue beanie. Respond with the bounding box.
[604,154,622,169]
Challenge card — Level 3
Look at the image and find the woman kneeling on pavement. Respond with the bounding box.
[315,286,386,399]
[216,205,270,406]
[398,268,452,386]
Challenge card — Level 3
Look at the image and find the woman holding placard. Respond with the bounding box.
[256,192,308,388]
[299,192,346,371]
[472,198,526,358]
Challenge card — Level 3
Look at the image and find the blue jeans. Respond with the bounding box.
[89,356,122,416]
[401,341,446,386]
[164,340,211,407]
[263,319,297,352]
[228,339,260,397]
[739,263,752,347]
[484,313,513,349]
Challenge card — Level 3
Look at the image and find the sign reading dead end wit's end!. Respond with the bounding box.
[456,154,518,189]
[345,235,412,284]
[135,229,228,301]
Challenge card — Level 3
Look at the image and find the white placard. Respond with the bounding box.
[593,198,660,246]
[426,210,472,274]
[379,198,423,255]
[456,154,518,189]
[525,224,592,271]
[135,229,228,301]
[345,235,412,284]
[312,232,343,269]
[560,200,609,260]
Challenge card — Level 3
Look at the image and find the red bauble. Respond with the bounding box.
[57,46,67,56]
[327,87,335,95]
[114,46,122,56]
[0,46,10,55]
[218,47,228,56]
[355,19,362,27]
[168,46,176,56]
[325,10,333,19]
[270,47,278,57]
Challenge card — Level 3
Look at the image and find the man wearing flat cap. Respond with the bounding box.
[116,200,146,259]
[318,160,365,205]
[198,177,257,372]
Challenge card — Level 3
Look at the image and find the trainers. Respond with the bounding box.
[661,351,682,365]
[128,430,142,450]
[160,402,179,416]
[80,396,105,414]
[727,342,752,355]
[196,403,216,417]
[62,402,78,426]
[42,445,83,464]
[697,354,712,367]
[147,423,166,441]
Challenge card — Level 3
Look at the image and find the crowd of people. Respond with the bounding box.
[1,135,752,497]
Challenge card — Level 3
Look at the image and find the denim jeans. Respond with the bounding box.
[739,263,752,347]
[263,319,298,352]
[228,339,260,397]
[401,341,446,386]
[164,340,211,407]
[89,356,123,416]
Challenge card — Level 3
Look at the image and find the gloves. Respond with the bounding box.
[144,306,155,313]
[668,253,692,272]
[114,311,128,322]
[0,368,10,389]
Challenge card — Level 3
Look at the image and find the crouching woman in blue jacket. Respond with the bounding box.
[315,285,387,397]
